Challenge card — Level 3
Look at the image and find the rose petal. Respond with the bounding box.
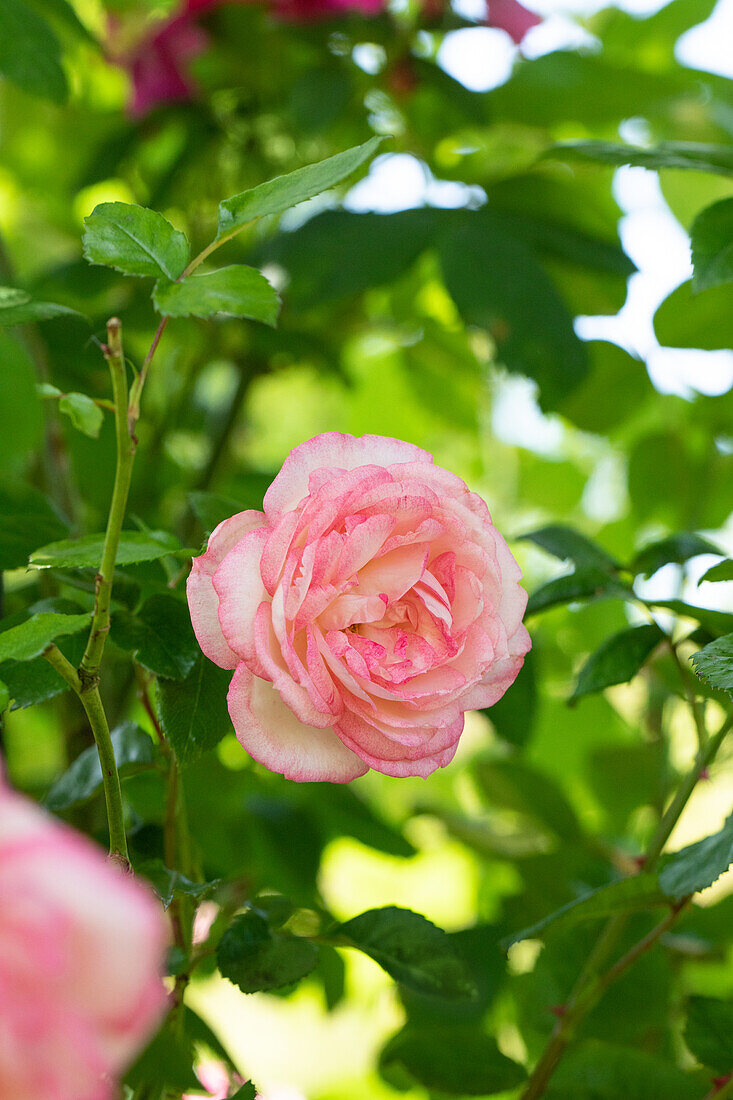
[227,665,368,782]
[187,511,266,669]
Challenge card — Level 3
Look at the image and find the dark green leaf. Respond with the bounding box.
[153,265,280,325]
[587,742,666,831]
[570,624,664,701]
[654,280,733,350]
[58,392,103,438]
[440,215,589,410]
[547,1039,703,1099]
[137,860,220,910]
[331,906,477,1001]
[45,722,156,811]
[124,1021,200,1093]
[0,611,90,663]
[559,341,652,434]
[379,1025,526,1096]
[647,599,733,638]
[188,491,243,536]
[550,140,733,176]
[0,681,8,712]
[684,995,733,1074]
[631,533,723,577]
[156,652,232,765]
[518,524,618,571]
[700,558,733,584]
[110,593,198,680]
[504,874,668,947]
[302,783,415,858]
[230,1084,257,1100]
[526,567,631,617]
[691,198,733,292]
[0,287,82,326]
[0,331,42,475]
[474,758,582,843]
[0,482,67,570]
[217,910,319,993]
[183,1006,239,1072]
[217,136,381,238]
[30,530,184,569]
[483,647,537,749]
[82,203,189,280]
[660,812,733,900]
[691,634,733,696]
[0,0,67,102]
[0,624,85,710]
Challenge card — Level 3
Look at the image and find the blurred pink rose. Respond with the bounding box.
[0,776,168,1100]
[188,433,530,782]
[486,0,540,43]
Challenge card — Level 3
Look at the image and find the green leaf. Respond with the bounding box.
[0,331,43,475]
[217,136,382,238]
[631,533,723,577]
[217,910,319,994]
[30,530,184,569]
[379,1025,526,1096]
[483,647,537,749]
[230,1084,257,1100]
[504,874,668,947]
[302,783,415,859]
[474,758,582,843]
[0,611,91,663]
[654,279,733,350]
[700,558,733,584]
[110,593,198,680]
[526,567,631,617]
[660,812,733,900]
[559,341,652,435]
[58,392,103,438]
[691,634,733,697]
[550,140,733,176]
[0,606,86,710]
[0,681,8,713]
[440,215,589,410]
[331,906,477,1001]
[547,1039,703,1099]
[647,599,733,638]
[0,287,82,326]
[156,652,232,765]
[0,482,67,570]
[0,0,67,102]
[82,203,189,280]
[137,860,220,910]
[518,524,618,571]
[684,995,733,1074]
[124,1021,200,1093]
[571,624,664,701]
[45,722,156,811]
[188,491,243,536]
[153,265,279,325]
[691,198,733,292]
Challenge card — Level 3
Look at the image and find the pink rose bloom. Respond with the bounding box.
[188,433,530,782]
[0,776,168,1100]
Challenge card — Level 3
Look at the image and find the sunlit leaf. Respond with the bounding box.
[153,266,279,325]
[83,203,190,280]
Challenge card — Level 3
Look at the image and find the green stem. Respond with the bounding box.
[44,645,129,866]
[79,318,134,691]
[521,711,732,1100]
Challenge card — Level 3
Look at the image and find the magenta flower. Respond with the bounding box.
[188,433,530,782]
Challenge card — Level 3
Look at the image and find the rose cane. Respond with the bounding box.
[188,432,530,782]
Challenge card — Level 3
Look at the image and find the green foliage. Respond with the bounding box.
[217,909,319,993]
[30,530,184,568]
[379,1025,526,1095]
[691,634,733,696]
[546,1039,703,1099]
[0,483,67,570]
[519,524,618,571]
[631,533,722,577]
[45,722,156,810]
[691,198,733,291]
[526,567,631,617]
[570,624,664,701]
[552,140,733,175]
[0,0,67,102]
[153,265,280,324]
[156,653,232,765]
[83,203,190,281]
[111,593,198,680]
[684,995,733,1073]
[217,136,382,236]
[57,391,104,438]
[0,287,82,326]
[331,907,477,1001]
[700,558,733,583]
[659,813,733,900]
[138,861,220,910]
[0,611,90,663]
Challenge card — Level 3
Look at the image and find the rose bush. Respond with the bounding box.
[188,433,530,781]
[0,775,168,1100]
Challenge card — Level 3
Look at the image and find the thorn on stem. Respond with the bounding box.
[713,1075,732,1092]
[699,767,710,781]
[549,1004,567,1018]
[633,855,647,871]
